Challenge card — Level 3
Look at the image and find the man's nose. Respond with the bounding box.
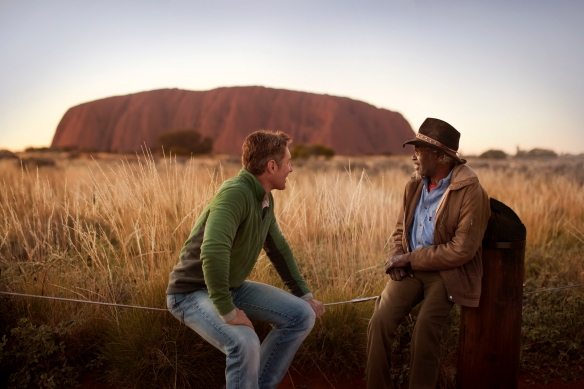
[412,154,417,161]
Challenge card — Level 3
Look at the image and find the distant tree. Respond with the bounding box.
[290,144,310,159]
[290,143,335,159]
[310,144,335,158]
[158,129,213,156]
[515,147,557,158]
[479,149,507,159]
[0,149,18,160]
[526,148,557,158]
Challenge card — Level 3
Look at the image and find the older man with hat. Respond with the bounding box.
[366,118,491,389]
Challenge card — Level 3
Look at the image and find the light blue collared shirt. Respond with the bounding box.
[409,169,454,252]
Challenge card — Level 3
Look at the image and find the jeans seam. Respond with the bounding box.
[260,326,292,384]
[184,292,242,389]
[185,292,235,345]
[237,302,296,321]
[169,295,185,324]
[238,302,301,384]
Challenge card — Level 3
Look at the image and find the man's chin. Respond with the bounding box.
[413,167,421,179]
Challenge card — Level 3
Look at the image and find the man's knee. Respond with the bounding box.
[415,301,453,334]
[368,303,403,337]
[298,301,316,331]
[226,331,261,362]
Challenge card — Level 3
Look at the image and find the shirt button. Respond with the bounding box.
[449,296,453,299]
[419,223,422,226]
[424,206,427,209]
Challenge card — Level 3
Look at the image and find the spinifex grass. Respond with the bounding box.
[0,153,583,388]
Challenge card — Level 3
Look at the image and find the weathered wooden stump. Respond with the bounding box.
[457,198,526,389]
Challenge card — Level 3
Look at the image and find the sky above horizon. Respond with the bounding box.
[1,0,583,155]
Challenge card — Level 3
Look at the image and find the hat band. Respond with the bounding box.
[416,133,461,158]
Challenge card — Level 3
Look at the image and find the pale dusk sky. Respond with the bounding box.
[1,0,583,155]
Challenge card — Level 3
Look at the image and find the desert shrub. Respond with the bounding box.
[290,143,309,159]
[515,148,557,158]
[0,318,80,389]
[311,144,335,158]
[479,149,507,159]
[521,292,584,382]
[294,301,372,374]
[527,148,557,158]
[290,143,335,159]
[0,150,18,160]
[19,157,56,168]
[23,147,75,153]
[158,129,213,156]
[100,309,224,389]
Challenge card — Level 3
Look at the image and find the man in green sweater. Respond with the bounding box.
[167,130,325,389]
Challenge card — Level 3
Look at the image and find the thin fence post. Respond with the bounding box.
[457,198,526,389]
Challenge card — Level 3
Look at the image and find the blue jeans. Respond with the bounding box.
[167,281,316,389]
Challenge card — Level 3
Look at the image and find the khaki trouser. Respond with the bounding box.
[366,271,454,389]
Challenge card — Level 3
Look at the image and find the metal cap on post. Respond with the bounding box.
[457,198,527,389]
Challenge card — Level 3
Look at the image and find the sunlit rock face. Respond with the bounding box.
[51,86,414,155]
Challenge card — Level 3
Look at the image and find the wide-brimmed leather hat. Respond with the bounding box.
[403,118,466,164]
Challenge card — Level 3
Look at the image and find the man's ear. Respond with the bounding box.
[266,159,276,174]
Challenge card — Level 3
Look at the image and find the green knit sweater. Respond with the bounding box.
[166,168,311,319]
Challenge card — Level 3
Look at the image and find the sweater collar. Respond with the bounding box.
[238,168,267,202]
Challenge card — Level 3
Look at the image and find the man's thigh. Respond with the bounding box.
[415,271,454,323]
[379,276,425,316]
[232,281,314,326]
[167,291,258,353]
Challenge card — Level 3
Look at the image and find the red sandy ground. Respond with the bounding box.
[79,369,584,389]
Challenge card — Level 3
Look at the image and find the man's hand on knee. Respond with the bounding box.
[385,253,413,281]
[306,298,325,318]
[386,254,414,280]
[387,267,412,281]
[227,308,255,330]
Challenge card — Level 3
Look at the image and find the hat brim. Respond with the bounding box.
[403,139,466,164]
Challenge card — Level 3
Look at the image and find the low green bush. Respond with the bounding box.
[158,129,213,155]
[291,143,335,159]
[479,149,507,159]
[100,309,224,389]
[0,318,79,389]
[521,292,584,383]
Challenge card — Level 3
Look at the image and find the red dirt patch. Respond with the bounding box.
[78,370,584,389]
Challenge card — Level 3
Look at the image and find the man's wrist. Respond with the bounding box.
[220,309,237,323]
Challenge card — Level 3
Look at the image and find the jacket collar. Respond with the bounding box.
[238,168,267,202]
[410,164,478,191]
[449,164,479,190]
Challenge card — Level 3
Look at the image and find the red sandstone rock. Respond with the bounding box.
[51,87,414,155]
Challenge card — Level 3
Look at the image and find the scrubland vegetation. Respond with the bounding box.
[0,152,583,388]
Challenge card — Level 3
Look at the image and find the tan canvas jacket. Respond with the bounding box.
[388,164,491,307]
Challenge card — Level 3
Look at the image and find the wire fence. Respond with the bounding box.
[1,282,584,312]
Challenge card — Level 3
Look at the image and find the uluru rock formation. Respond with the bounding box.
[51,87,414,155]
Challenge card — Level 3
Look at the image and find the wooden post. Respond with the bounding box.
[457,198,526,389]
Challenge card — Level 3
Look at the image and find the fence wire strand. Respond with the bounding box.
[1,283,584,311]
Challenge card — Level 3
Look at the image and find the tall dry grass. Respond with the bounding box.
[0,153,583,388]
